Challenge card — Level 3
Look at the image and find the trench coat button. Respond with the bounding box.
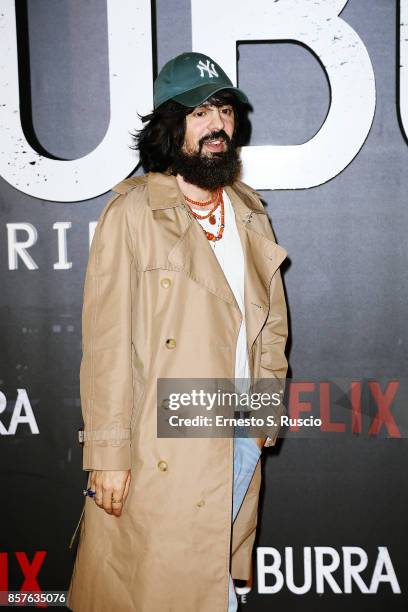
[165,338,176,349]
[160,277,172,289]
[158,460,168,472]
[196,499,205,508]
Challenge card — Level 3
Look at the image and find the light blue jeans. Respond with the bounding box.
[228,437,261,612]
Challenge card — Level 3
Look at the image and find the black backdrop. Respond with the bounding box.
[0,1,407,610]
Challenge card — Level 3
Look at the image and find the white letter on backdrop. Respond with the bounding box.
[7,223,38,270]
[399,0,408,138]
[191,0,376,189]
[0,1,152,202]
[257,547,285,594]
[53,222,72,270]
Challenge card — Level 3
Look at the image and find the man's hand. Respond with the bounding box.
[255,437,266,450]
[90,470,131,517]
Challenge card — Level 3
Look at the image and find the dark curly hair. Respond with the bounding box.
[133,90,251,173]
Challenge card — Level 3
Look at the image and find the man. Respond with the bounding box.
[68,52,288,612]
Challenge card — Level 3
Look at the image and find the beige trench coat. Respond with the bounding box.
[68,172,288,612]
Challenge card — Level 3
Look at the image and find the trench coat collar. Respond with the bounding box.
[144,172,287,352]
[147,171,265,214]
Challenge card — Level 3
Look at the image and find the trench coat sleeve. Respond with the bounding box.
[253,206,289,447]
[259,265,288,446]
[79,193,135,471]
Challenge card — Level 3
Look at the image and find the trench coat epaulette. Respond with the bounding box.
[232,180,278,243]
[232,180,267,215]
[112,175,147,195]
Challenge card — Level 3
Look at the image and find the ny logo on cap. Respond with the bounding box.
[196,59,219,79]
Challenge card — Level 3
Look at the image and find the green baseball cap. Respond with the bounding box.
[153,52,249,109]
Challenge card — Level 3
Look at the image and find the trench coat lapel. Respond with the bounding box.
[149,172,240,308]
[168,207,240,308]
[225,185,287,351]
[147,173,287,350]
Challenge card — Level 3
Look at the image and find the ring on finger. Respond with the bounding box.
[83,488,96,498]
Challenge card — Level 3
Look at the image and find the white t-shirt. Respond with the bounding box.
[191,191,250,393]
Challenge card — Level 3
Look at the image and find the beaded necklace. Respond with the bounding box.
[184,188,225,241]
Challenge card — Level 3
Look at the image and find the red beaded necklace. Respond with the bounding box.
[189,191,221,225]
[184,187,221,207]
[188,190,225,242]
[184,187,221,225]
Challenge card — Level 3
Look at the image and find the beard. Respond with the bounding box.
[171,130,242,191]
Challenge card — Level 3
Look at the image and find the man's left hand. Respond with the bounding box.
[255,437,266,449]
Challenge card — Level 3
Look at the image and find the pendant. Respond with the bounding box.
[209,214,216,225]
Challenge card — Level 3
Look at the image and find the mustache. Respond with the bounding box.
[198,130,231,152]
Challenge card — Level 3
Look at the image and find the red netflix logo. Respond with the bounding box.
[0,551,47,607]
[287,380,401,437]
